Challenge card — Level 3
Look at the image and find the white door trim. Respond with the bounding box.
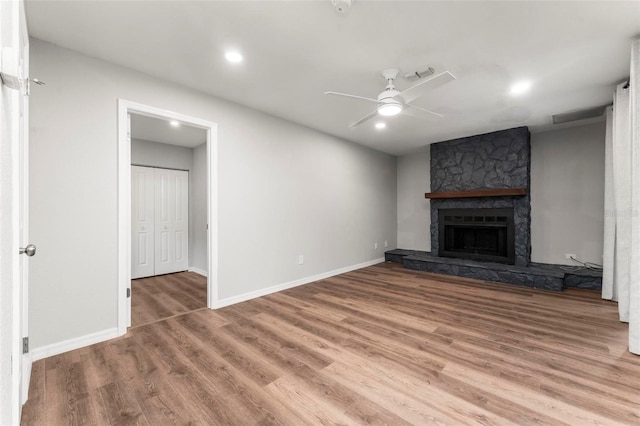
[117,99,219,336]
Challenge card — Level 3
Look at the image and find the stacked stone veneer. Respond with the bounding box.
[430,127,531,266]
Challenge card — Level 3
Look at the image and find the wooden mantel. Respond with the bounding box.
[424,188,527,199]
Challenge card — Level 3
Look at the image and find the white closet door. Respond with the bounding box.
[154,168,189,275]
[131,166,155,279]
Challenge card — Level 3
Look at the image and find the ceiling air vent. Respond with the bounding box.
[552,104,609,125]
[403,67,435,81]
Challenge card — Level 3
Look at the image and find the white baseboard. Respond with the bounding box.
[188,266,208,277]
[214,257,385,309]
[31,327,120,361]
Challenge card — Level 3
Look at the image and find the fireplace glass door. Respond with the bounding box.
[439,208,515,264]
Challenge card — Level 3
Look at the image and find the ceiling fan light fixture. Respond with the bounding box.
[377,102,402,116]
[224,50,243,63]
[510,80,531,96]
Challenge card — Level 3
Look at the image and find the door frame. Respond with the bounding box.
[117,99,218,335]
[18,0,31,405]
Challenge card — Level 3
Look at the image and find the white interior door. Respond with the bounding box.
[154,168,189,275]
[18,15,31,405]
[131,166,155,279]
[0,0,31,420]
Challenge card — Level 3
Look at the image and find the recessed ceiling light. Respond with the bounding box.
[510,80,532,96]
[375,122,386,129]
[225,50,243,63]
[169,120,180,127]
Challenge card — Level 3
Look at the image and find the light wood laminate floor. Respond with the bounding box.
[21,263,640,425]
[131,271,207,327]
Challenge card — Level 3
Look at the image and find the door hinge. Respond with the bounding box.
[22,337,29,354]
[127,288,131,298]
[25,78,45,96]
[1,72,44,96]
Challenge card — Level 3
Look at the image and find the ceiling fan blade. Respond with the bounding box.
[350,109,379,128]
[399,71,456,104]
[406,103,444,118]
[325,91,380,104]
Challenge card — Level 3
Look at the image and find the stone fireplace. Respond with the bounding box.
[428,127,531,266]
[386,125,601,292]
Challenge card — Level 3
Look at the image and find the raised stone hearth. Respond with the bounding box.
[384,249,602,292]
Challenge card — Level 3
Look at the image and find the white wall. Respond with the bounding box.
[397,147,430,250]
[530,121,605,265]
[395,121,606,266]
[29,39,396,349]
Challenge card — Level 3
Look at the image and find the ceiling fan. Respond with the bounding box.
[325,68,456,128]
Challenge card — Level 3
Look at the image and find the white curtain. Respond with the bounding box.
[603,38,640,354]
[602,106,615,299]
[629,38,640,354]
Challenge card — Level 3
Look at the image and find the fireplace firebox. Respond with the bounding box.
[438,208,515,264]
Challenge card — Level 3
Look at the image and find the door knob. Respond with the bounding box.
[19,244,36,257]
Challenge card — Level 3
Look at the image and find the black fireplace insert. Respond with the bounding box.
[438,208,515,264]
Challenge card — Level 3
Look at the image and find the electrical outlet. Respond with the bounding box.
[298,255,304,265]
[374,242,378,250]
[384,241,388,248]
[565,253,576,260]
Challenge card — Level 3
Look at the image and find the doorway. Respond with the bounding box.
[117,100,218,334]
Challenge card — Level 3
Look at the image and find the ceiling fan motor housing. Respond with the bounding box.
[377,89,401,103]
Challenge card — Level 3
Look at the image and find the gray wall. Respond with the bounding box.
[397,147,430,250]
[396,121,605,266]
[131,138,208,273]
[29,39,396,349]
[530,121,605,265]
[191,143,208,272]
[131,138,193,171]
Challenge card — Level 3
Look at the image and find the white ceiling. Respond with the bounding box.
[26,1,640,155]
[130,113,207,148]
